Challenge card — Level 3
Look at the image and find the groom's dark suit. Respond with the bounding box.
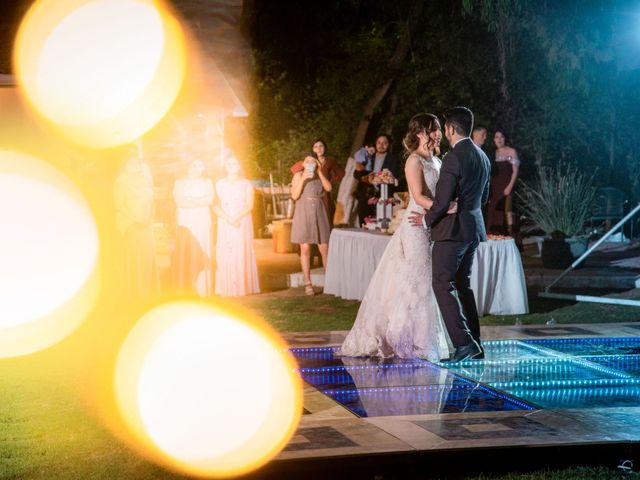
[423,138,491,348]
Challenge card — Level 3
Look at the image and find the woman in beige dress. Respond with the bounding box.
[290,155,332,295]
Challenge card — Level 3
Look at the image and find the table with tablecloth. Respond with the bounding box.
[324,228,528,315]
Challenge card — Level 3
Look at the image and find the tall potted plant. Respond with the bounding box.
[517,161,596,268]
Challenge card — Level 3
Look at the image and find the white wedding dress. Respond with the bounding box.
[339,154,452,361]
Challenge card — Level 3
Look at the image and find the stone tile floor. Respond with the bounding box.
[275,323,640,462]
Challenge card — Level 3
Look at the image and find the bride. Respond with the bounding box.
[339,114,454,361]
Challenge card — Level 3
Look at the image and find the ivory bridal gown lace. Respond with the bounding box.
[339,154,452,361]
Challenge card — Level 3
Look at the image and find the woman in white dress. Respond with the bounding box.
[339,114,454,361]
[214,154,260,296]
[172,160,214,296]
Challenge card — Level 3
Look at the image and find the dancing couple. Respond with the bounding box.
[340,107,491,363]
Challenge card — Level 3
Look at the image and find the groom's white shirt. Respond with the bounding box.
[422,137,470,229]
[450,137,469,149]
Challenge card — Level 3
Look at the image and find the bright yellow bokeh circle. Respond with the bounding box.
[14,0,186,148]
[114,301,303,478]
[0,150,99,357]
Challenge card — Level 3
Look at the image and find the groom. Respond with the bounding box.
[410,107,491,362]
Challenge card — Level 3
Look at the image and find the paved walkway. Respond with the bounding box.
[521,239,640,289]
[255,238,301,291]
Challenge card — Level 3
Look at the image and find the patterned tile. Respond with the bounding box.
[284,426,357,451]
[277,418,414,460]
[414,416,560,441]
[556,407,640,440]
[302,387,355,419]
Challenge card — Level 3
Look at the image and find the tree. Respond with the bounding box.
[245,0,499,181]
[462,0,530,134]
[246,0,639,202]
[348,1,424,155]
[463,0,638,198]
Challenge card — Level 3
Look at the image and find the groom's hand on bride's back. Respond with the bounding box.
[410,200,457,227]
[409,210,426,228]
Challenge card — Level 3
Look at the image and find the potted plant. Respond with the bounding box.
[517,161,596,269]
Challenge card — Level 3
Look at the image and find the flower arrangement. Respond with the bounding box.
[370,168,397,186]
[368,197,396,205]
[487,234,511,241]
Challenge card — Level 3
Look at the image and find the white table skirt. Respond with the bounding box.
[324,228,528,316]
[470,238,529,315]
[323,229,392,301]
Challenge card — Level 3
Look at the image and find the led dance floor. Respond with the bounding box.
[291,337,640,417]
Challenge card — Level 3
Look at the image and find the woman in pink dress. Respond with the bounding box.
[214,154,260,296]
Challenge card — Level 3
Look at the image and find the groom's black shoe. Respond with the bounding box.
[441,342,483,363]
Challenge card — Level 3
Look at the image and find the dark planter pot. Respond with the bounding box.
[541,237,588,269]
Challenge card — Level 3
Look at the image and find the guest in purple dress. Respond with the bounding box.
[486,130,520,235]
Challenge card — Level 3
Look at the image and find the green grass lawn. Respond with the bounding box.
[1,288,639,479]
[0,343,185,480]
[466,467,640,479]
[242,289,361,332]
[243,287,640,332]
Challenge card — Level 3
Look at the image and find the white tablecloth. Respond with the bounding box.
[323,229,392,301]
[470,238,529,315]
[324,229,528,315]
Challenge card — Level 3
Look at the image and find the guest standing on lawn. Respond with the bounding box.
[172,160,215,296]
[290,155,332,296]
[214,152,260,297]
[487,129,520,236]
[290,139,344,228]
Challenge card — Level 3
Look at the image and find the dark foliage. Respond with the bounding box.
[245,0,640,200]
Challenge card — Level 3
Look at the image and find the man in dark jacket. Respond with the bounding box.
[353,134,400,226]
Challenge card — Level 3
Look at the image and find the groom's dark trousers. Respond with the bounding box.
[432,240,480,346]
[423,137,491,348]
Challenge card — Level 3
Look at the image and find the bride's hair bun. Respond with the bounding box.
[403,113,440,155]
